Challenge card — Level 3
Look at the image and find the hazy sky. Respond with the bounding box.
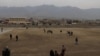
[0,0,100,9]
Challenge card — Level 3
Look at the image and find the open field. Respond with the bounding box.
[0,28,100,56]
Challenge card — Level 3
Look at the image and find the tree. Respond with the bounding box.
[67,20,72,24]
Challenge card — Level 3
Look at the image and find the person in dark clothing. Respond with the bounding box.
[2,46,11,56]
[55,50,59,56]
[50,49,54,56]
[67,31,70,35]
[10,34,12,40]
[70,32,73,36]
[75,37,78,45]
[16,35,18,41]
[60,45,66,56]
[2,49,5,56]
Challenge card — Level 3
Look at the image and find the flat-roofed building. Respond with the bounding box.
[7,18,32,25]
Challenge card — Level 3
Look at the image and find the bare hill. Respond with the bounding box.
[0,5,100,19]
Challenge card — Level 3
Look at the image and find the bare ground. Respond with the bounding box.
[0,28,100,56]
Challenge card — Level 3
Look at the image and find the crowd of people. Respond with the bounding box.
[50,45,66,56]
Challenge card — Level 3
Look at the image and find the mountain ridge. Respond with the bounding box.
[0,5,100,19]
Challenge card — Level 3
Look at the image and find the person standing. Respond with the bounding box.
[50,49,54,56]
[16,35,19,41]
[10,34,12,40]
[60,45,66,56]
[75,37,78,45]
[70,32,73,36]
[55,50,59,56]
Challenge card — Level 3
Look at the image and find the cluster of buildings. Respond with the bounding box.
[0,17,99,27]
[0,18,32,25]
[0,18,80,25]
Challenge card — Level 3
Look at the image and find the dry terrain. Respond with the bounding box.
[0,28,100,56]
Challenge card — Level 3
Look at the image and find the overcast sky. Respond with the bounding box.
[0,0,100,9]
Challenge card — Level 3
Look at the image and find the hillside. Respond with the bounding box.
[0,5,100,19]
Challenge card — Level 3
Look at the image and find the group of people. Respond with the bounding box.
[10,34,19,41]
[50,45,66,56]
[67,31,73,36]
[43,29,79,45]
[2,46,10,56]
[67,31,79,45]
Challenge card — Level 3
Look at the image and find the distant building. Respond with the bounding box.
[7,18,32,25]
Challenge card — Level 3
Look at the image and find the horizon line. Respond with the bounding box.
[0,4,100,10]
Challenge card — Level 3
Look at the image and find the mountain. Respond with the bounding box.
[0,5,100,19]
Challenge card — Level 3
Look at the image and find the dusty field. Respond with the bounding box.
[0,28,100,56]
